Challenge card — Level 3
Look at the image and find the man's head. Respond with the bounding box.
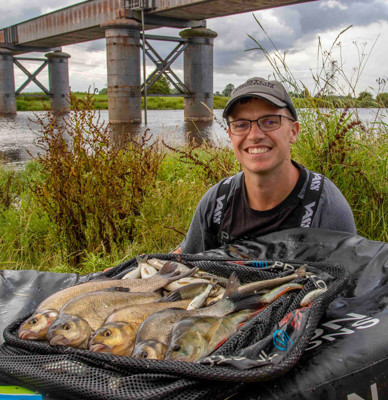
[223,77,297,121]
[222,78,299,177]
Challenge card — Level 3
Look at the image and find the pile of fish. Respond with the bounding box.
[17,257,323,362]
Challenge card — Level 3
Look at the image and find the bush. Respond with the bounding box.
[29,94,165,265]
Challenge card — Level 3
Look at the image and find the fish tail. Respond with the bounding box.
[233,294,266,311]
[297,264,308,278]
[222,272,241,299]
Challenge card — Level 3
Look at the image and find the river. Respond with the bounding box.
[0,108,386,166]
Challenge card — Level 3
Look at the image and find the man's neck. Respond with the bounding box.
[243,162,300,211]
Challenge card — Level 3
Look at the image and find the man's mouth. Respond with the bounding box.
[247,147,270,154]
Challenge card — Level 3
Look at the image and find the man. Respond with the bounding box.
[174,77,356,254]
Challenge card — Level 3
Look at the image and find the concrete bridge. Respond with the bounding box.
[0,0,315,123]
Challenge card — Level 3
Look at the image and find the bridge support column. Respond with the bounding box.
[102,19,142,124]
[45,51,71,114]
[0,49,16,116]
[179,27,218,122]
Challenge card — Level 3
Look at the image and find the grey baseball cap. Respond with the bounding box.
[223,77,297,121]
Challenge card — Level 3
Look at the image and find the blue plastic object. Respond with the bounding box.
[0,386,43,400]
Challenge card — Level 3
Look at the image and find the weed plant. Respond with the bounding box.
[27,94,164,265]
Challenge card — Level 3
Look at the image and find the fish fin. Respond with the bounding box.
[158,261,177,276]
[222,272,241,299]
[158,291,182,303]
[136,255,148,264]
[174,266,198,280]
[103,287,131,292]
[297,264,308,278]
[159,261,198,281]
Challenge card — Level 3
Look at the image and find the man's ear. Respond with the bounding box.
[289,121,300,144]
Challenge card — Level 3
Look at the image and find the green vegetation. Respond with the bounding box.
[1,94,386,272]
[16,90,388,112]
[16,93,229,112]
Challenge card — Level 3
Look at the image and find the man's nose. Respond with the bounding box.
[247,120,265,139]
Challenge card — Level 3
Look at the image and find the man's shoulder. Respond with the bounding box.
[205,171,243,198]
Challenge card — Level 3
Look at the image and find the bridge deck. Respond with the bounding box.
[0,0,314,51]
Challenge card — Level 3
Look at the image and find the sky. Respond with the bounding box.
[1,0,388,97]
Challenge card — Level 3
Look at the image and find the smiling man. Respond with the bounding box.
[174,77,356,254]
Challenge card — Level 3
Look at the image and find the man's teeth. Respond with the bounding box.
[248,147,269,154]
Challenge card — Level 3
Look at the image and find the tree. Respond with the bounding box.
[222,83,235,97]
[147,75,171,94]
[358,91,374,101]
[376,92,388,107]
[357,91,376,107]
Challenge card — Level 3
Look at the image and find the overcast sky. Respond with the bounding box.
[1,0,387,97]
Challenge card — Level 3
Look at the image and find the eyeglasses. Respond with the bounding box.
[227,114,295,136]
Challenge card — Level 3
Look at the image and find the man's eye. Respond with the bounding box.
[261,118,277,126]
[233,121,250,129]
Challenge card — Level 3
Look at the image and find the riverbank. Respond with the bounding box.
[16,93,230,111]
[0,103,386,272]
[15,92,384,112]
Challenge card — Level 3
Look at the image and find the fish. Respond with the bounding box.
[131,273,269,360]
[186,284,213,310]
[135,255,158,279]
[194,271,229,287]
[88,299,192,356]
[149,259,192,275]
[160,282,223,303]
[300,286,328,307]
[46,289,161,349]
[163,277,216,292]
[165,309,254,362]
[260,282,304,304]
[165,283,305,362]
[18,261,194,341]
[122,266,141,280]
[140,264,158,279]
[146,258,168,270]
[236,265,307,295]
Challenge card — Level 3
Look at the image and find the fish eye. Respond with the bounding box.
[140,351,148,359]
[172,345,181,352]
[62,323,71,331]
[30,317,38,325]
[103,330,112,337]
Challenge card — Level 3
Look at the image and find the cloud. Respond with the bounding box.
[3,0,388,96]
[0,0,82,27]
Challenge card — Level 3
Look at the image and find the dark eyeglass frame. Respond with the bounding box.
[227,114,295,136]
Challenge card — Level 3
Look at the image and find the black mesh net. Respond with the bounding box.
[0,250,350,400]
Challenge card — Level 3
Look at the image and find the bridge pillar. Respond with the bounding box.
[45,51,71,114]
[0,49,16,116]
[179,27,218,122]
[102,19,142,124]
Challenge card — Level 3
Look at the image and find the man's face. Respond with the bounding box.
[227,98,299,177]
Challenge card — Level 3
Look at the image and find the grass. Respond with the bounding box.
[16,93,229,112]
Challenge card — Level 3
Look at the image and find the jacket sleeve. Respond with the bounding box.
[179,184,221,254]
[312,177,357,234]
